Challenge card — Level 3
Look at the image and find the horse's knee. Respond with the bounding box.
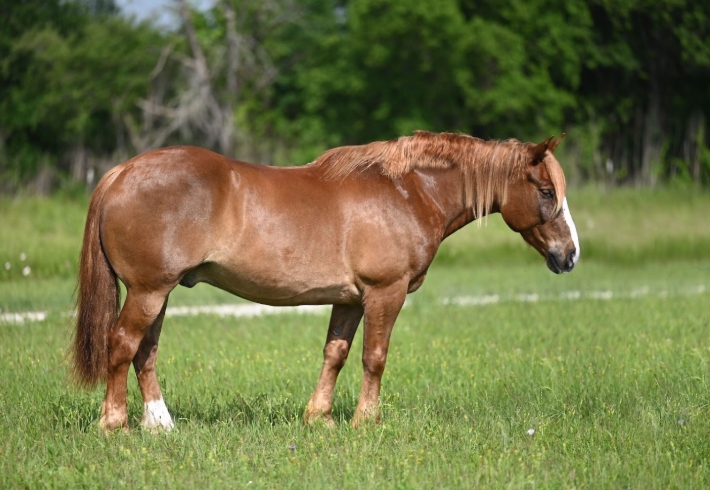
[362,348,387,377]
[324,339,350,370]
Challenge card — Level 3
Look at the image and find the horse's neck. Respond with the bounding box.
[410,166,467,239]
[412,165,500,239]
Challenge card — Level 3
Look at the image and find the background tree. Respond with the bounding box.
[0,0,165,190]
[578,0,710,185]
[1,0,709,192]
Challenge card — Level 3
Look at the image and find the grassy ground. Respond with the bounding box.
[1,186,709,488]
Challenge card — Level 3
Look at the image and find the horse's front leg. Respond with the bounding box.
[352,282,407,428]
[303,304,363,427]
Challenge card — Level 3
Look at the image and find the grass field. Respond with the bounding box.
[1,186,709,488]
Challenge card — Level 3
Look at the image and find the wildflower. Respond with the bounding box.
[22,266,31,276]
[19,253,26,261]
[288,445,296,450]
[527,428,535,436]
[4,262,9,270]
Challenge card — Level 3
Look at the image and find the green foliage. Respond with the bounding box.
[576,1,710,183]
[7,20,159,141]
[0,1,167,187]
[1,0,710,187]
[278,0,590,146]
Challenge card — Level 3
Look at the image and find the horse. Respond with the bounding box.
[71,131,579,432]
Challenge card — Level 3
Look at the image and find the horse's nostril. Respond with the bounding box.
[566,249,577,268]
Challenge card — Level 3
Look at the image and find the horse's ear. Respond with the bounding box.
[530,135,554,164]
[548,133,566,153]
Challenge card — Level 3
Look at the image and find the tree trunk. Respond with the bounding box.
[640,77,663,186]
[684,111,705,183]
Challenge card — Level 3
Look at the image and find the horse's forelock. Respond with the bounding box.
[543,156,567,214]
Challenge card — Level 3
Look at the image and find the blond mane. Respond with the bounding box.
[312,131,565,219]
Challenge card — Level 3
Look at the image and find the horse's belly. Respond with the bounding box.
[182,261,360,306]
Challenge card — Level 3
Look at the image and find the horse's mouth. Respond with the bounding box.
[546,253,563,274]
[546,251,576,274]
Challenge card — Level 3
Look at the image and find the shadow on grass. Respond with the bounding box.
[169,393,305,427]
[170,391,362,427]
[49,389,363,432]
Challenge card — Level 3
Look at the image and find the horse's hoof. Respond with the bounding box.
[140,419,175,433]
[302,411,336,428]
[98,419,129,435]
[350,409,381,429]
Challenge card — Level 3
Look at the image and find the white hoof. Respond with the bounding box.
[141,398,175,431]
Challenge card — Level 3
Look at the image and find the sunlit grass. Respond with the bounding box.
[0,194,87,282]
[1,293,709,488]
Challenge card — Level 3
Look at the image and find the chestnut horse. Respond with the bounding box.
[71,131,579,432]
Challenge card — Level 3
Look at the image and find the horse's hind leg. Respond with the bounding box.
[303,304,363,426]
[100,289,168,433]
[133,298,174,431]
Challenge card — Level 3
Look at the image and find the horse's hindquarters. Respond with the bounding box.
[100,148,235,290]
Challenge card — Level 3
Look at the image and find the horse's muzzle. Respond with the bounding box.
[546,248,577,274]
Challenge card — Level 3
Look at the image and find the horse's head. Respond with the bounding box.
[499,135,580,274]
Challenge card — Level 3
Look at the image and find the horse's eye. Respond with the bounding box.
[540,189,554,199]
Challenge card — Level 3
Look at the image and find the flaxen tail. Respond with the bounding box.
[71,166,123,387]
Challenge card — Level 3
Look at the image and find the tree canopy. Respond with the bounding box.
[2,0,709,192]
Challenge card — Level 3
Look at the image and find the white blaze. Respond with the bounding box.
[561,198,580,266]
[142,397,175,431]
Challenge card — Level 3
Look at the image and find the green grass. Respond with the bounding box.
[2,293,709,488]
[0,194,88,282]
[1,187,710,488]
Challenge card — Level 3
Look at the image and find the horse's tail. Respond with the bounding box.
[71,165,124,387]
